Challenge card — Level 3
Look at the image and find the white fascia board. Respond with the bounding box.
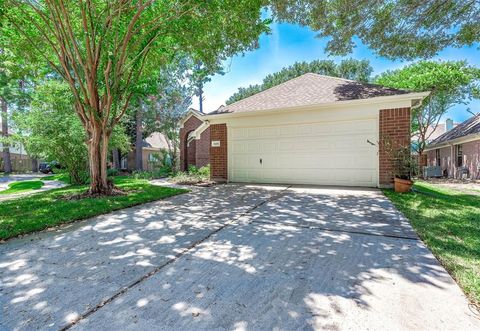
[203,92,430,122]
[425,134,480,151]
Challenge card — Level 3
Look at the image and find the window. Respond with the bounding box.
[435,149,441,166]
[148,153,160,163]
[456,145,463,167]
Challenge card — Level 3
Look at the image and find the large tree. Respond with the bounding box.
[270,1,480,59]
[227,58,372,104]
[13,79,130,184]
[3,0,268,194]
[376,60,480,161]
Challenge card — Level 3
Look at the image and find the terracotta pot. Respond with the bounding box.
[394,177,413,193]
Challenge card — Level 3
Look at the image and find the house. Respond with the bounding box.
[412,118,459,166]
[123,132,170,171]
[425,114,480,179]
[425,119,458,141]
[180,73,428,187]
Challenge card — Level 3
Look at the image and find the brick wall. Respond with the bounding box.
[462,140,480,179]
[426,146,452,177]
[179,115,203,171]
[210,124,227,182]
[379,107,411,186]
[187,140,196,167]
[196,127,210,168]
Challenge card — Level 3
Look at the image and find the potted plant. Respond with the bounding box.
[392,145,415,193]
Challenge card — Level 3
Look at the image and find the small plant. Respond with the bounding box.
[171,165,211,185]
[381,138,416,192]
[107,168,120,177]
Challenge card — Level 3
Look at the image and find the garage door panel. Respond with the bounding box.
[229,119,378,187]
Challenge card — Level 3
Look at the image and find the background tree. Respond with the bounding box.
[119,55,197,171]
[270,1,480,59]
[376,60,480,161]
[227,58,372,104]
[4,0,269,194]
[0,45,32,173]
[190,61,224,113]
[13,79,130,184]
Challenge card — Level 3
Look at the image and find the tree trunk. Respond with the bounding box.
[1,98,12,173]
[31,158,38,172]
[198,86,203,113]
[135,105,143,171]
[112,149,121,169]
[87,126,111,194]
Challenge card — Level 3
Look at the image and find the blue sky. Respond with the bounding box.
[198,22,480,123]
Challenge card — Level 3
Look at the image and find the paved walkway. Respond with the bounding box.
[1,184,478,330]
[0,174,66,201]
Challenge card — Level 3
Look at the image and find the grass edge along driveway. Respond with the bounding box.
[384,181,480,309]
[0,176,187,241]
[0,180,45,195]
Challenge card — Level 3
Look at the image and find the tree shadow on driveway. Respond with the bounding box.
[1,184,478,330]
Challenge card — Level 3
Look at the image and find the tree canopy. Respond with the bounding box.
[375,60,480,158]
[270,1,480,59]
[226,58,372,104]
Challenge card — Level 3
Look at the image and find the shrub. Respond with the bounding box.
[171,165,210,185]
[107,168,120,177]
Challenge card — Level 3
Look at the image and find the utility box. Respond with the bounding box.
[423,166,442,178]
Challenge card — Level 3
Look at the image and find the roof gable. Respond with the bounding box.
[210,73,410,114]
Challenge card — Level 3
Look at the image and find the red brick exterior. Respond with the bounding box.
[463,140,480,179]
[210,123,228,182]
[427,139,480,179]
[379,107,411,186]
[426,146,452,177]
[196,127,211,168]
[179,115,209,171]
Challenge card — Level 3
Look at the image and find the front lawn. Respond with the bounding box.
[0,176,187,240]
[384,182,480,308]
[0,180,44,195]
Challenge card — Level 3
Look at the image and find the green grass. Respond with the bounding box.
[0,180,45,195]
[384,182,480,307]
[43,172,71,183]
[0,176,187,240]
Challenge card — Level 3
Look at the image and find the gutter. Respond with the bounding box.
[425,133,480,152]
[202,91,430,120]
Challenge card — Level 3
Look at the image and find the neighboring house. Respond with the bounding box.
[425,114,480,179]
[123,132,170,171]
[412,118,459,166]
[0,117,33,172]
[180,73,428,187]
[425,119,458,142]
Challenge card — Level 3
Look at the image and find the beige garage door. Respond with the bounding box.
[229,118,379,187]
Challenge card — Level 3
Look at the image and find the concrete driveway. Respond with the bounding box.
[1,184,478,330]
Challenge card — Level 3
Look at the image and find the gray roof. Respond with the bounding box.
[429,114,480,146]
[210,73,409,114]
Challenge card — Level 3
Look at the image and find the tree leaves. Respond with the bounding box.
[270,0,480,59]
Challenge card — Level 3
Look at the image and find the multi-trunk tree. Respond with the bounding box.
[4,0,268,194]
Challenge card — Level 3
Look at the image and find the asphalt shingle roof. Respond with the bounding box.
[429,113,480,146]
[210,73,409,114]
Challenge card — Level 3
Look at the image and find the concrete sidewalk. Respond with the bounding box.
[1,184,478,330]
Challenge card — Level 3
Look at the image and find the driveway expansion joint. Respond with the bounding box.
[60,185,291,330]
